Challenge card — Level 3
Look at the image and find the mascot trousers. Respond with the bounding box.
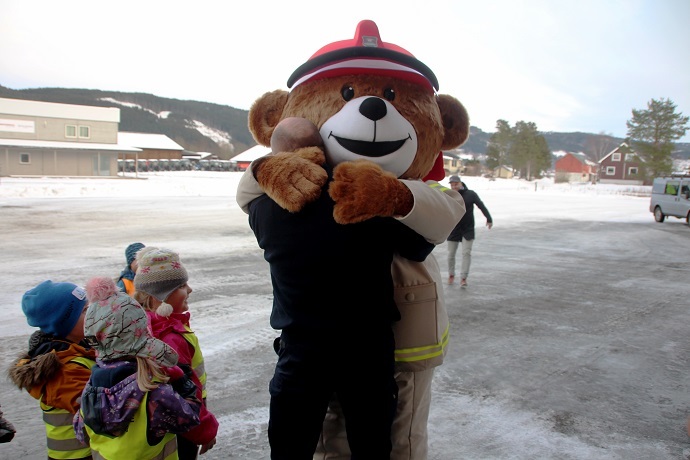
[268,327,397,460]
[315,368,435,460]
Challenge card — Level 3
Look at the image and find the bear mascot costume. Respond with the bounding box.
[236,19,470,460]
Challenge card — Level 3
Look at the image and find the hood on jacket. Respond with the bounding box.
[8,350,61,391]
[8,331,77,390]
[79,362,143,437]
[147,310,191,339]
[76,360,204,444]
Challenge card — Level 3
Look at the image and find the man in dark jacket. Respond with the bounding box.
[447,176,493,287]
[248,163,434,459]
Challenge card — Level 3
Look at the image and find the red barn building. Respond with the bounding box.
[554,152,597,183]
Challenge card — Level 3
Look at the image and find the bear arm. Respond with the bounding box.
[254,147,327,212]
[397,180,466,244]
[329,160,414,224]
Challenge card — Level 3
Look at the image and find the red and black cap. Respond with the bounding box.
[287,20,439,92]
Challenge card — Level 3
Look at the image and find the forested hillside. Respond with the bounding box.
[0,85,253,158]
[2,85,688,160]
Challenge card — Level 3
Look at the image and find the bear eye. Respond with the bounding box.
[383,88,395,101]
[341,86,355,101]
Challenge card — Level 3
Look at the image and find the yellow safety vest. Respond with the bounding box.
[41,356,95,460]
[182,325,207,399]
[84,392,178,460]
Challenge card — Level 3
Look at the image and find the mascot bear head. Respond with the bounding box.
[248,19,470,221]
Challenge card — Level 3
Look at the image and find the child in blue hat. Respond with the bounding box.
[8,280,96,459]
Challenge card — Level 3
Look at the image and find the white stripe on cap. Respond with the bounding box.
[290,58,430,90]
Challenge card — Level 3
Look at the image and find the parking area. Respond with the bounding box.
[1,192,689,459]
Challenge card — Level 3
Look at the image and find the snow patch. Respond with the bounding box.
[187,119,233,145]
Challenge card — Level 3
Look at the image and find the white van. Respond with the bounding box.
[649,175,690,225]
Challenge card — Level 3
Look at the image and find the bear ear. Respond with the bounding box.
[248,90,290,146]
[437,94,470,150]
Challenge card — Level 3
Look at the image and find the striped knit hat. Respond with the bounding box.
[133,247,188,302]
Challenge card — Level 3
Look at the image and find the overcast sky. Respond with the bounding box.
[1,0,689,142]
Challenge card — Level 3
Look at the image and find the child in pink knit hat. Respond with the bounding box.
[74,276,205,460]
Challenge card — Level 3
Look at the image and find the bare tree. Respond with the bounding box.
[585,132,617,162]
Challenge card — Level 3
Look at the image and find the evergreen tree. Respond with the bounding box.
[508,121,551,180]
[485,119,513,173]
[626,98,689,177]
[534,134,552,178]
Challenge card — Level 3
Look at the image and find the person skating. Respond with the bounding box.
[447,176,493,287]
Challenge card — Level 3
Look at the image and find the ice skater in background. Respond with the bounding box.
[447,176,493,287]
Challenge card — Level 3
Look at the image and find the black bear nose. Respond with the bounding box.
[359,97,387,122]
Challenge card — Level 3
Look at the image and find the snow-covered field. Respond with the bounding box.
[0,171,653,200]
[4,171,688,460]
[0,171,657,337]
